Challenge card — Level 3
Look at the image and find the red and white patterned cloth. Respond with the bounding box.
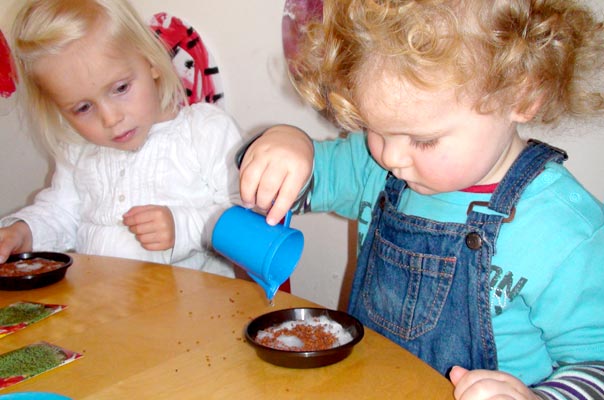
[149,13,224,107]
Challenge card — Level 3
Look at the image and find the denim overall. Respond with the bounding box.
[348,140,567,376]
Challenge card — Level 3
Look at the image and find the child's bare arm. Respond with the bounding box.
[0,221,33,263]
[238,125,314,225]
[122,205,175,251]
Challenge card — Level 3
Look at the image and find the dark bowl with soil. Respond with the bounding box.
[0,252,73,290]
[245,307,364,368]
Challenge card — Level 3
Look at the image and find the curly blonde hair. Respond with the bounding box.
[11,0,186,155]
[289,0,604,131]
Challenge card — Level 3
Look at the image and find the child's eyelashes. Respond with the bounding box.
[67,81,131,115]
[114,81,130,94]
[366,128,439,150]
[410,138,439,150]
[73,102,92,115]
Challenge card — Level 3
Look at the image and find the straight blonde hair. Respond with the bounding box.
[11,0,186,155]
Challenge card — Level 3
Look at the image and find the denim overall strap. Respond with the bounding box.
[348,140,566,376]
[466,139,568,236]
[461,139,567,370]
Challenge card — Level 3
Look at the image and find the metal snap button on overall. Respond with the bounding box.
[465,232,483,250]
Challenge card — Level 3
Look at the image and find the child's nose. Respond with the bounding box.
[99,102,124,128]
[382,145,412,170]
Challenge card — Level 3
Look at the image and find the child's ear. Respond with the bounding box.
[150,64,160,80]
[511,93,544,123]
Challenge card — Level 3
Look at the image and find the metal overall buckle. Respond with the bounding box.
[466,201,516,223]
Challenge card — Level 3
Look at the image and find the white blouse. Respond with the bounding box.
[2,103,242,277]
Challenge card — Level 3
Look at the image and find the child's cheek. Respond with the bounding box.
[366,134,385,164]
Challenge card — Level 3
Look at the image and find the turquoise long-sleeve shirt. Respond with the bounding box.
[308,132,604,386]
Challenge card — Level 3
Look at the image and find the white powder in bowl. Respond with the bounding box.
[255,315,353,351]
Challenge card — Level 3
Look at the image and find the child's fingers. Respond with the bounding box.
[449,366,469,386]
[452,368,492,396]
[123,206,175,250]
[126,219,154,235]
[0,241,13,264]
[134,230,164,245]
[122,205,155,225]
[266,202,291,226]
[129,220,173,249]
[240,159,289,212]
[0,232,13,263]
[134,232,173,251]
[139,241,170,251]
[123,205,151,216]
[266,175,303,225]
[451,368,534,400]
[239,154,266,208]
[254,163,290,212]
[0,224,31,263]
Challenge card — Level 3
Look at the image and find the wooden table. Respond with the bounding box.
[0,254,454,399]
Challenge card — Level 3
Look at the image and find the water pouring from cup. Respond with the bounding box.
[211,205,304,301]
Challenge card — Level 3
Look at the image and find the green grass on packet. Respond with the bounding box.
[0,302,66,338]
[0,342,82,389]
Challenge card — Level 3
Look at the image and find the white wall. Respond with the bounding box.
[1,0,603,309]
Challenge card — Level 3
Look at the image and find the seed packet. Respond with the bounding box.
[0,302,66,339]
[0,342,82,389]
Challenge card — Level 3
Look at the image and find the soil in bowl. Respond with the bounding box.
[245,307,364,368]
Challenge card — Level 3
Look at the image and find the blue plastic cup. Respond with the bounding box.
[211,205,304,300]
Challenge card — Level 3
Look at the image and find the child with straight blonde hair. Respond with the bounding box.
[238,0,604,398]
[0,0,242,277]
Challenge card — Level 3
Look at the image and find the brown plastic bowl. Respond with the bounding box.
[0,252,73,291]
[245,307,364,368]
